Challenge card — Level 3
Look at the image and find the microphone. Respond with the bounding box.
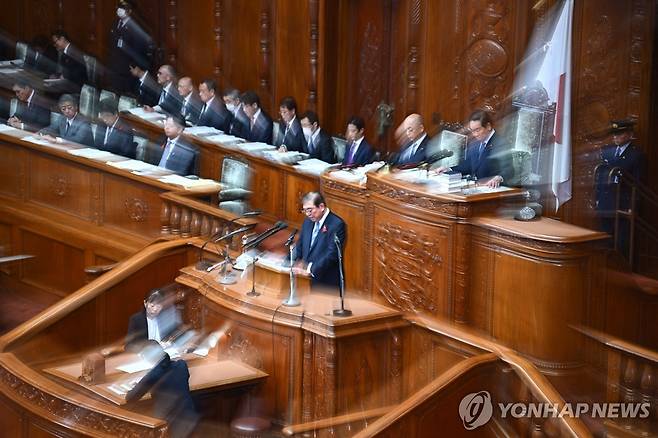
[426,149,453,163]
[243,221,288,251]
[215,223,257,243]
[196,211,261,270]
[284,229,298,247]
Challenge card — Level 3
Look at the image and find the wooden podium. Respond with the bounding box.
[253,255,311,299]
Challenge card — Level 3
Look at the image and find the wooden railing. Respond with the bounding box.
[576,325,658,437]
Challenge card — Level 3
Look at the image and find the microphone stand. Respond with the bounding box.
[246,255,260,297]
[332,235,352,317]
[282,242,300,307]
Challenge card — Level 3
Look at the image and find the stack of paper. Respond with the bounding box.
[0,124,16,133]
[67,148,125,162]
[127,107,166,122]
[429,173,465,193]
[185,126,223,137]
[262,150,308,164]
[205,134,244,146]
[330,169,365,184]
[0,59,23,67]
[22,135,58,146]
[237,142,276,153]
[107,159,161,172]
[158,174,221,190]
[294,158,333,176]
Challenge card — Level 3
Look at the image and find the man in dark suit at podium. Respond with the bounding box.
[294,192,346,290]
[157,115,199,175]
[437,109,512,188]
[95,98,136,158]
[240,90,273,144]
[392,113,429,165]
[341,116,373,166]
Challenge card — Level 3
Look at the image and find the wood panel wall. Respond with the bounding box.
[0,0,655,228]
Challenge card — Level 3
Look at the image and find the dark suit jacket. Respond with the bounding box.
[180,93,202,126]
[277,117,306,152]
[306,129,336,163]
[12,93,51,131]
[125,309,180,350]
[125,355,199,437]
[156,84,183,116]
[94,119,136,158]
[44,113,94,147]
[294,211,346,290]
[243,109,273,144]
[136,73,160,107]
[341,138,373,166]
[24,50,56,76]
[596,142,645,212]
[108,18,153,91]
[57,46,88,86]
[157,138,199,176]
[229,106,250,138]
[197,98,232,133]
[394,135,429,165]
[451,132,512,182]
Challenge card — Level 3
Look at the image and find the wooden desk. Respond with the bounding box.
[44,353,267,405]
[122,113,320,227]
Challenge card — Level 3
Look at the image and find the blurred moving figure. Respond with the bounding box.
[7,80,51,131]
[95,98,136,158]
[126,288,182,350]
[125,340,199,438]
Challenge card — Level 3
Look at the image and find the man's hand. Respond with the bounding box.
[7,116,21,129]
[278,145,288,153]
[143,105,154,113]
[434,166,449,174]
[486,175,503,188]
[40,133,57,143]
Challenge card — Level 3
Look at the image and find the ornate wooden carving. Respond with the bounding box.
[302,332,313,424]
[0,367,167,437]
[453,222,470,324]
[124,198,149,222]
[259,1,271,101]
[369,180,459,217]
[213,0,223,80]
[88,0,97,44]
[305,0,320,110]
[160,202,171,234]
[225,329,264,370]
[374,222,443,314]
[166,0,178,64]
[326,338,336,418]
[357,22,384,121]
[406,0,423,112]
[391,330,402,403]
[49,175,69,197]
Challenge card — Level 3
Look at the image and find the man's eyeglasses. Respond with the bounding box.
[300,207,315,214]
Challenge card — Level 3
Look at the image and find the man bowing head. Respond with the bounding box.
[294,192,346,291]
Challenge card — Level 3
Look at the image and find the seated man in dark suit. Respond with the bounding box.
[239,90,273,144]
[222,87,249,137]
[437,109,512,188]
[392,113,429,166]
[300,110,336,163]
[23,35,56,76]
[341,116,373,167]
[276,96,306,153]
[125,289,182,350]
[293,192,346,291]
[196,79,232,132]
[39,94,94,147]
[130,64,160,107]
[125,340,199,438]
[178,77,202,126]
[7,81,51,131]
[95,98,136,158]
[145,64,182,116]
[50,30,88,88]
[157,115,199,176]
